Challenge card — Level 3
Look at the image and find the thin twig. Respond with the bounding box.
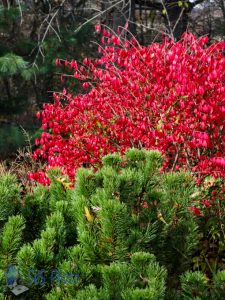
[32,1,66,66]
[74,0,125,34]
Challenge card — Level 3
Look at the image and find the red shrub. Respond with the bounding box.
[30,31,225,184]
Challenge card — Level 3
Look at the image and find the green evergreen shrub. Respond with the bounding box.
[0,173,21,223]
[0,149,225,299]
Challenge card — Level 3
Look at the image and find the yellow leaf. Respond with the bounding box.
[190,191,201,198]
[157,119,163,131]
[173,203,182,209]
[56,177,65,183]
[63,182,73,190]
[157,211,167,224]
[56,177,73,190]
[84,207,94,223]
[162,9,167,15]
[96,121,101,128]
[178,1,183,7]
[203,177,215,189]
[175,115,180,124]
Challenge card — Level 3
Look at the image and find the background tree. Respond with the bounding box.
[0,0,94,158]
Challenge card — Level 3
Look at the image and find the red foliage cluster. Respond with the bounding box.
[29,29,225,185]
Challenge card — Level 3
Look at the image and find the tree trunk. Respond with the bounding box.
[3,78,12,102]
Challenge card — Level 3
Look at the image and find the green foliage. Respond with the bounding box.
[0,149,225,298]
[0,53,28,76]
[0,125,28,159]
[16,244,36,286]
[181,271,209,299]
[0,173,21,222]
[21,185,50,241]
[0,5,21,28]
[0,215,25,269]
[212,270,225,299]
[190,177,225,277]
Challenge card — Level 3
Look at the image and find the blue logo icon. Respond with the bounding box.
[5,265,18,286]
